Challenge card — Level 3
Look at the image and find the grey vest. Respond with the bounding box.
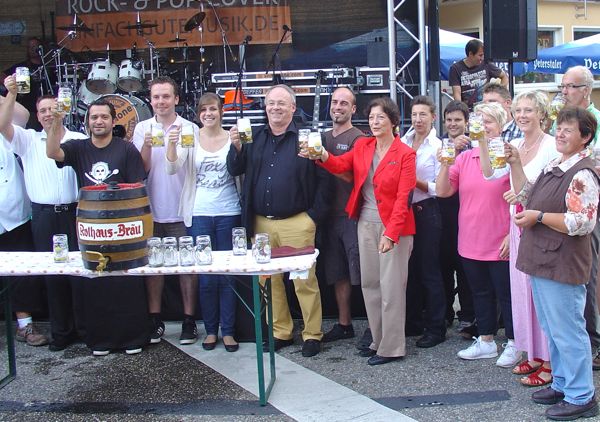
[516,157,599,285]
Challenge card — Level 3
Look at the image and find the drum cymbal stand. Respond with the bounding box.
[205,1,236,73]
[33,44,55,96]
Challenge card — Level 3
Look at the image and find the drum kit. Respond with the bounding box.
[38,10,211,137]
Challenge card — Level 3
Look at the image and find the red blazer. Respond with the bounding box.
[319,135,416,241]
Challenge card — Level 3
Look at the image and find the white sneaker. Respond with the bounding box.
[92,350,110,356]
[496,340,522,368]
[457,336,498,360]
[125,347,142,355]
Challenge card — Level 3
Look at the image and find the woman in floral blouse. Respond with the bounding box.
[507,106,599,421]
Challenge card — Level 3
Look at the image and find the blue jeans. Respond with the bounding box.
[530,275,595,405]
[189,215,241,337]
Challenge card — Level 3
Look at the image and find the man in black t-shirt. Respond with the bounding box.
[46,98,145,186]
[448,39,508,110]
[46,97,150,356]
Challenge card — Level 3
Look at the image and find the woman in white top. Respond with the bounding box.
[479,90,559,385]
[166,93,241,352]
[403,95,447,348]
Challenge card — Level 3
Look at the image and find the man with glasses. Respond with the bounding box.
[227,85,330,357]
[554,66,600,142]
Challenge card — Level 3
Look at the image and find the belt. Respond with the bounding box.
[264,215,288,220]
[31,202,77,213]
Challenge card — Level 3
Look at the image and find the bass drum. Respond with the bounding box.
[77,83,101,116]
[85,94,152,141]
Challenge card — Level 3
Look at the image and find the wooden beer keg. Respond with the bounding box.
[76,182,153,271]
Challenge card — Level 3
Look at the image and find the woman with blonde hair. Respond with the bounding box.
[479,90,559,386]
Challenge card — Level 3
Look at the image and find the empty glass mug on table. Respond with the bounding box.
[162,236,178,266]
[53,234,69,263]
[147,237,164,267]
[253,233,271,263]
[232,227,247,256]
[195,235,212,265]
[178,236,195,266]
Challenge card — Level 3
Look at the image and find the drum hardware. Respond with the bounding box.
[124,12,158,34]
[266,25,292,85]
[183,12,206,32]
[57,14,93,34]
[168,33,187,44]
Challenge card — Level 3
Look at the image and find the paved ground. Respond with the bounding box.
[1,319,599,421]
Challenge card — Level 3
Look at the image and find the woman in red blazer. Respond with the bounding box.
[311,97,416,365]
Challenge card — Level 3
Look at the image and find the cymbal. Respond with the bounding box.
[169,36,187,43]
[184,12,206,32]
[57,24,93,33]
[124,22,159,30]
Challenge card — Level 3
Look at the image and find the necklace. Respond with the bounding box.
[520,132,544,155]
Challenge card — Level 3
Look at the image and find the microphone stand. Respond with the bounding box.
[234,39,250,119]
[266,27,289,85]
[35,45,55,95]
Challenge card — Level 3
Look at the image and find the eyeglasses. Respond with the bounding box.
[557,83,586,90]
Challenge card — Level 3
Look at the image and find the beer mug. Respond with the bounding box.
[468,113,484,147]
[488,137,507,169]
[232,227,247,256]
[180,123,195,148]
[307,132,323,160]
[194,235,212,265]
[53,234,69,263]
[549,93,566,121]
[237,118,253,144]
[147,237,164,267]
[15,67,30,94]
[178,236,195,266]
[298,129,311,154]
[151,123,165,147]
[441,138,456,165]
[162,236,178,266]
[252,233,271,264]
[57,86,72,113]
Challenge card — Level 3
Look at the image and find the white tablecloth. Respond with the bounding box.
[0,250,319,279]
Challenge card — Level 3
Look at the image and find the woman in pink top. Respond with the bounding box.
[479,90,559,386]
[437,102,516,368]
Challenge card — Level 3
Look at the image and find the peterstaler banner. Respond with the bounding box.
[55,0,292,52]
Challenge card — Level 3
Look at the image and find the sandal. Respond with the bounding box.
[512,358,543,375]
[520,366,552,387]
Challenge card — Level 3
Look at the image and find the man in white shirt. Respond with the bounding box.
[0,74,88,351]
[132,76,199,345]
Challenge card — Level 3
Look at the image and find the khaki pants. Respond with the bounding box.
[358,219,413,357]
[255,213,323,341]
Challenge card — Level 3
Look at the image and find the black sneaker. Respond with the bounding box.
[150,320,165,344]
[323,323,355,343]
[301,339,321,357]
[356,327,372,351]
[180,320,198,345]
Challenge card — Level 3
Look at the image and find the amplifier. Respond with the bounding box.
[222,109,267,129]
[216,85,347,98]
[356,67,391,94]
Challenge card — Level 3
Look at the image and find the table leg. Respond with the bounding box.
[253,275,276,406]
[0,278,16,389]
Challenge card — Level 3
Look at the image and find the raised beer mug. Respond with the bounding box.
[488,137,507,169]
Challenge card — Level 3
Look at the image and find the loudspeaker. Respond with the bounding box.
[483,0,538,62]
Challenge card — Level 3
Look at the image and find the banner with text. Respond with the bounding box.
[55,0,291,51]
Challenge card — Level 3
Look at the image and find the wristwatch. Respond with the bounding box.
[536,211,544,224]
